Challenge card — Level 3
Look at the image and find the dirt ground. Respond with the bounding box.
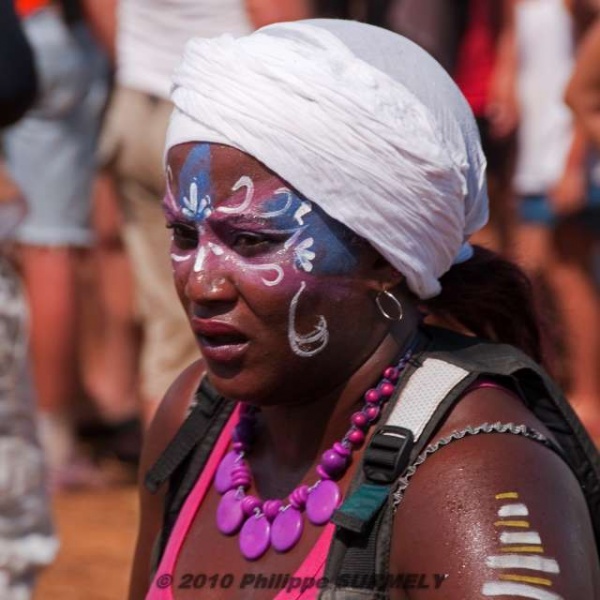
[35,483,138,600]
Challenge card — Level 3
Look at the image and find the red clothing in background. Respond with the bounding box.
[454,0,497,117]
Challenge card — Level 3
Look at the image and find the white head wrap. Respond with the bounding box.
[165,19,488,299]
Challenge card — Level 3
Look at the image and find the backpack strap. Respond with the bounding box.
[330,351,481,536]
[322,328,597,597]
[144,377,234,493]
[144,377,235,571]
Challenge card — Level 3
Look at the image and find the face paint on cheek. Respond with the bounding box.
[277,199,361,277]
[283,228,316,273]
[243,263,285,286]
[309,221,362,276]
[287,281,329,357]
[170,252,192,263]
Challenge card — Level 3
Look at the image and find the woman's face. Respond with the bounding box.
[165,143,392,404]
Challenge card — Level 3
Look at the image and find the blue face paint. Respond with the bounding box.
[166,142,363,278]
[304,210,362,276]
[247,186,361,276]
[178,143,214,222]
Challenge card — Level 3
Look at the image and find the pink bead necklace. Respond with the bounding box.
[214,348,413,560]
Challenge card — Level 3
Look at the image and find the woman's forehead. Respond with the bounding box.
[167,142,285,201]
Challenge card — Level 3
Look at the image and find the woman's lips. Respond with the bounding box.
[190,318,249,362]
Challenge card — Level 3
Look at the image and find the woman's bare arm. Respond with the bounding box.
[128,360,205,600]
[391,387,600,599]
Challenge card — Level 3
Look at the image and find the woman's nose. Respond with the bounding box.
[183,246,237,306]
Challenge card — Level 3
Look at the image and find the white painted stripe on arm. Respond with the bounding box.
[482,581,562,599]
[498,503,529,517]
[486,555,560,573]
[500,532,542,545]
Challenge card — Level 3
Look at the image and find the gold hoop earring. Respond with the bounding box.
[376,290,404,321]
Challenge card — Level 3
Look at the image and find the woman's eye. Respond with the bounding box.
[233,232,271,252]
[167,223,198,249]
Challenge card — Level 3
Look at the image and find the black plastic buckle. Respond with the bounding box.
[363,426,414,484]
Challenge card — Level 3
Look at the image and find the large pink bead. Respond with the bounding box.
[231,464,251,487]
[289,485,309,509]
[320,449,348,477]
[351,412,368,429]
[263,499,283,522]
[241,495,262,516]
[347,428,365,447]
[306,480,341,525]
[234,419,255,445]
[333,442,351,457]
[380,382,395,397]
[383,367,399,382]
[365,389,380,404]
[365,406,380,421]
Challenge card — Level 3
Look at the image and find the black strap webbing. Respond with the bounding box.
[144,378,233,494]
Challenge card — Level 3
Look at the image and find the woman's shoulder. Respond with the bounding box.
[142,359,206,471]
[389,384,600,599]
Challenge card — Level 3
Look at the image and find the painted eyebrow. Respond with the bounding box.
[209,213,299,231]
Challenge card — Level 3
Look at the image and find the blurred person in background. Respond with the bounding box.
[1,0,110,488]
[566,2,600,442]
[0,0,58,596]
[512,0,600,445]
[453,0,519,254]
[568,4,600,149]
[97,0,312,427]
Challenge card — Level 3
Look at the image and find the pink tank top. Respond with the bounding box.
[146,405,335,600]
[147,379,515,599]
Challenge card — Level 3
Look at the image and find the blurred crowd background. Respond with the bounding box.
[2,0,600,597]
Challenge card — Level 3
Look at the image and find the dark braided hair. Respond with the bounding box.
[422,245,548,368]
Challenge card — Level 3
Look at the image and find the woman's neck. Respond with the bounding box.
[249,305,420,498]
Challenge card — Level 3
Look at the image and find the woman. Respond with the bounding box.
[131,20,600,599]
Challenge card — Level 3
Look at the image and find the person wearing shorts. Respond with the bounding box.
[2,1,110,484]
[513,0,600,442]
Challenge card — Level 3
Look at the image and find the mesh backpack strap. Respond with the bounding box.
[323,359,481,596]
[323,327,599,596]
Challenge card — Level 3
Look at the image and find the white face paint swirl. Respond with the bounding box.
[294,201,312,225]
[217,176,254,214]
[288,281,329,357]
[259,188,293,218]
[244,263,284,287]
[170,252,192,263]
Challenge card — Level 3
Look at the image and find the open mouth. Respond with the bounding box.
[198,333,249,347]
[191,319,250,362]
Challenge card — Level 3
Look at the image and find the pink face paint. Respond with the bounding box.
[165,143,380,403]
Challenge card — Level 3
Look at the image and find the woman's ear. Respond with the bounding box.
[365,251,405,292]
